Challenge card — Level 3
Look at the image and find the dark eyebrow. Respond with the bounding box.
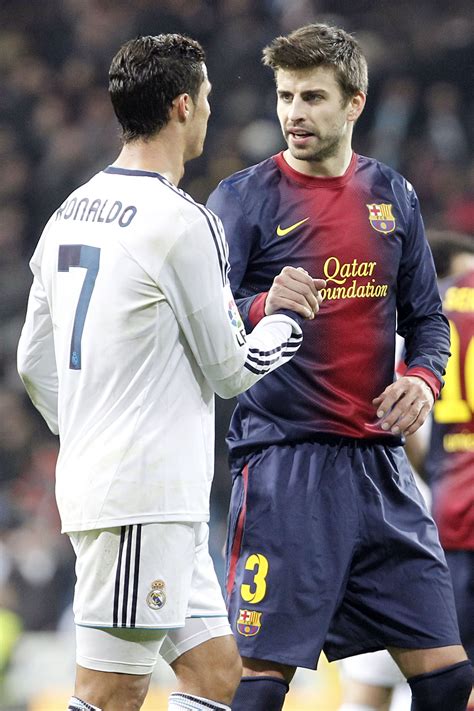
[301,89,327,97]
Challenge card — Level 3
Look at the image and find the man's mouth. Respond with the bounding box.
[288,128,314,138]
[287,128,315,146]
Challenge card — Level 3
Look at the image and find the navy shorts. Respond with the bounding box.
[445,550,474,662]
[225,439,461,669]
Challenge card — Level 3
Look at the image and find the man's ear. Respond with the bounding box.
[347,91,366,122]
[174,93,192,123]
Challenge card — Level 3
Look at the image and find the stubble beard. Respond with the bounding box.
[287,127,345,164]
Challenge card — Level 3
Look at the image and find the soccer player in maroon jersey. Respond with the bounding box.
[207,24,473,711]
[407,231,474,710]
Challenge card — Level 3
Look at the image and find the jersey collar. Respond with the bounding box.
[273,151,357,188]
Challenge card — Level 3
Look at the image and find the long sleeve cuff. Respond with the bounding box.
[248,292,306,330]
[248,292,268,326]
[404,365,442,400]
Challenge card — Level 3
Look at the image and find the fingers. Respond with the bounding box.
[313,278,327,290]
[381,398,428,436]
[402,403,431,435]
[266,266,326,319]
[372,376,434,436]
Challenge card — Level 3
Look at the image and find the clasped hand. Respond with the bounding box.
[265,266,326,319]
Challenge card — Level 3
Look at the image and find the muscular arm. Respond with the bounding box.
[373,188,450,436]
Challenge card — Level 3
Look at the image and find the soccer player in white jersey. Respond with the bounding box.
[17,34,324,711]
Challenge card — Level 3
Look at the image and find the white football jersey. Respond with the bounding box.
[17,167,302,532]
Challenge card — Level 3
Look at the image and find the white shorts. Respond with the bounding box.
[69,521,231,674]
[339,650,405,687]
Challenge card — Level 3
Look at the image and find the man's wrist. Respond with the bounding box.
[248,292,268,326]
[404,366,440,401]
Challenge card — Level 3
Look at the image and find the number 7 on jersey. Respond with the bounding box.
[58,244,100,370]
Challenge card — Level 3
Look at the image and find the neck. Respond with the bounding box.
[283,138,354,178]
[112,129,185,186]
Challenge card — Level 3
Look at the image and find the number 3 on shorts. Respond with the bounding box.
[240,553,269,604]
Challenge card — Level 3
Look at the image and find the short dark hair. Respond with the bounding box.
[109,34,206,142]
[262,23,368,102]
[427,230,474,279]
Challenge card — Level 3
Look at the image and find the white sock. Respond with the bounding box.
[67,697,102,711]
[168,692,230,710]
[338,704,378,711]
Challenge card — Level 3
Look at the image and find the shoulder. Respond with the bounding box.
[155,176,221,232]
[215,156,280,197]
[156,180,226,262]
[357,154,418,211]
[102,169,222,238]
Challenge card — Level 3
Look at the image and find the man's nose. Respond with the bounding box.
[287,97,305,122]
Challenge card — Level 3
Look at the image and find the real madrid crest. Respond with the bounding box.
[146,579,166,610]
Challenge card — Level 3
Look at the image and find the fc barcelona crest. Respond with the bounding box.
[237,609,262,637]
[366,203,396,234]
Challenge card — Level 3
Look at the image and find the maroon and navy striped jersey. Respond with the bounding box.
[207,152,450,455]
[427,269,474,550]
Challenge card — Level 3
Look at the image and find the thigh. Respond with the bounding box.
[225,442,358,670]
[161,617,232,665]
[160,522,230,664]
[76,624,167,675]
[388,644,467,678]
[326,445,462,660]
[169,633,241,705]
[69,522,195,630]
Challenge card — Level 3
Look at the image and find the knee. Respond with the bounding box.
[109,683,148,711]
[75,672,149,711]
[201,641,242,704]
[213,645,243,703]
[173,636,242,705]
[408,660,473,711]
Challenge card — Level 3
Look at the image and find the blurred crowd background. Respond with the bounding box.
[0,0,473,706]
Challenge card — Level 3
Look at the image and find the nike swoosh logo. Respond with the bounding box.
[276,218,309,237]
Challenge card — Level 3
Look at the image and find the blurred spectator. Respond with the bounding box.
[425,81,470,164]
[0,388,74,633]
[445,160,474,234]
[0,389,34,487]
[370,76,418,170]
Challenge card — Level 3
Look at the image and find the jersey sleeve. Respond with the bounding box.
[396,187,450,397]
[17,240,59,434]
[159,209,302,399]
[207,181,263,330]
